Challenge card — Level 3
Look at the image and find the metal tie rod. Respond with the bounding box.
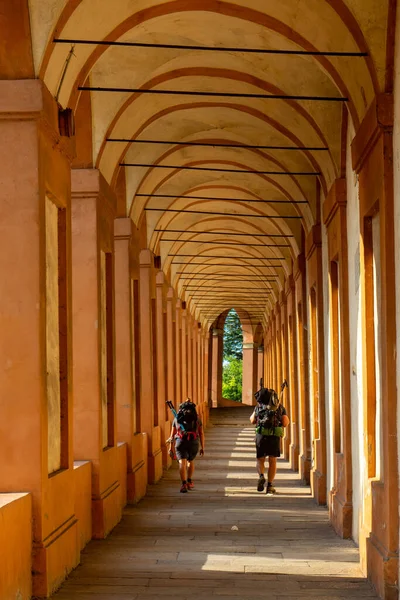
[172,259,283,263]
[162,240,291,246]
[169,254,285,260]
[147,208,301,218]
[155,229,293,237]
[108,138,328,151]
[54,39,367,57]
[124,163,319,175]
[180,277,278,280]
[79,86,348,102]
[138,193,308,204]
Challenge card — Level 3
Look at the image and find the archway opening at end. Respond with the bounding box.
[222,309,243,403]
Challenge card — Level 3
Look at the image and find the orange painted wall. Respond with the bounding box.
[0,493,32,600]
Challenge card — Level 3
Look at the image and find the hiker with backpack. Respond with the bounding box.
[249,381,289,495]
[167,398,205,493]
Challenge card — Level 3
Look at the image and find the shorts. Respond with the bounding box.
[255,434,281,458]
[175,437,200,461]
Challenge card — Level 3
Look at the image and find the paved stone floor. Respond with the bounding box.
[54,407,376,599]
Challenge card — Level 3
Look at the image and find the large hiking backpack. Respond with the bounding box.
[176,400,198,439]
[255,388,283,435]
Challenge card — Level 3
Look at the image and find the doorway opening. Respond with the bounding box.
[222,309,243,402]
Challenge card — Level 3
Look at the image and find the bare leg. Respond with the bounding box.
[256,457,266,476]
[268,456,277,483]
[179,459,188,482]
[187,460,195,480]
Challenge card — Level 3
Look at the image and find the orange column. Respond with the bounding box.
[192,321,198,405]
[114,218,147,503]
[187,313,193,399]
[181,303,188,399]
[323,180,352,537]
[279,292,291,460]
[275,303,282,390]
[203,331,211,422]
[166,288,176,403]
[175,300,182,404]
[294,255,312,484]
[257,345,264,387]
[287,275,300,471]
[306,224,327,505]
[211,328,223,407]
[71,169,122,539]
[139,249,163,483]
[351,94,398,596]
[242,342,258,406]
[155,271,170,467]
[0,80,79,597]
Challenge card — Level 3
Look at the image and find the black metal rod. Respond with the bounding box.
[79,86,348,102]
[178,276,278,279]
[169,254,286,260]
[162,240,291,246]
[187,294,271,297]
[138,193,308,204]
[176,272,278,276]
[183,285,274,288]
[179,273,279,283]
[108,138,328,151]
[54,39,367,57]
[172,262,284,267]
[155,229,293,237]
[148,209,301,219]
[123,162,319,175]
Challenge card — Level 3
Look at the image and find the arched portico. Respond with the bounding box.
[0,2,399,599]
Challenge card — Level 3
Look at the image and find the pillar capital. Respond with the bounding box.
[305,223,322,259]
[155,270,165,286]
[139,248,154,267]
[294,253,305,281]
[243,342,256,350]
[351,92,393,174]
[114,217,133,241]
[323,179,347,227]
[212,328,223,337]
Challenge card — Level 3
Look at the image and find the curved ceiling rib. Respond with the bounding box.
[30,0,390,327]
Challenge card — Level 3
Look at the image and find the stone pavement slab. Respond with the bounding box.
[53,407,376,600]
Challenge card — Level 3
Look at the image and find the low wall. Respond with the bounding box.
[219,397,245,408]
[0,493,32,600]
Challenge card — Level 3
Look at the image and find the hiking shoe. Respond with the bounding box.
[187,480,194,490]
[180,483,188,493]
[257,474,266,492]
[266,483,276,495]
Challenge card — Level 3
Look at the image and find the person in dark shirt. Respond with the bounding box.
[168,398,205,493]
[250,388,289,494]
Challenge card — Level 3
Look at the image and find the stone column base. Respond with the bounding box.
[299,454,311,484]
[92,480,122,539]
[367,534,399,600]
[311,468,326,505]
[32,516,79,598]
[330,489,352,539]
[148,449,163,484]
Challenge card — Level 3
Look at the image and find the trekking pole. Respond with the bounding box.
[275,379,288,410]
[165,400,181,462]
[166,400,186,433]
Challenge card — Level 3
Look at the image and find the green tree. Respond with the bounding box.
[222,357,243,401]
[223,310,243,360]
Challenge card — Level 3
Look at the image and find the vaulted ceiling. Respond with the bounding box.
[28,0,392,327]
